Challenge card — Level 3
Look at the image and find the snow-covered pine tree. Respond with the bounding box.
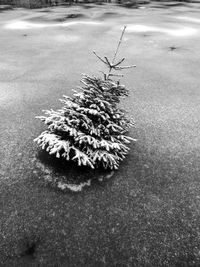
[34,26,136,170]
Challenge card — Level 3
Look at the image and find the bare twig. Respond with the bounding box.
[112,26,127,64]
[93,26,136,80]
[104,57,111,67]
[109,74,124,77]
[113,57,125,67]
[93,51,107,64]
[115,65,136,70]
[99,71,107,80]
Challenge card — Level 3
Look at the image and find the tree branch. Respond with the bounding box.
[115,65,136,70]
[93,51,107,65]
[112,25,127,64]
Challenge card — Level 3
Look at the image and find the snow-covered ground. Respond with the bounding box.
[1,2,200,266]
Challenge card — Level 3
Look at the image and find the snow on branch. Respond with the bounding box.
[34,26,136,171]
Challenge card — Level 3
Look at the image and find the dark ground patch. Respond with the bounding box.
[98,11,122,19]
[80,4,96,8]
[169,45,178,51]
[28,13,86,22]
[0,4,12,11]
[151,1,189,9]
[100,11,118,16]
[53,13,86,22]
[20,235,40,259]
[161,1,187,7]
[119,2,139,8]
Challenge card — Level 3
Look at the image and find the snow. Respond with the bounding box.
[176,16,200,24]
[4,20,101,30]
[57,179,91,192]
[125,24,198,37]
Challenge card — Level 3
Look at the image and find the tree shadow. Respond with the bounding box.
[36,149,114,185]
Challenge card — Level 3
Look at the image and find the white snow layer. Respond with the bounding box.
[57,179,91,192]
[5,20,101,30]
[125,24,198,37]
[176,16,200,23]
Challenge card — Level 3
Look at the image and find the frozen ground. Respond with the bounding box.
[1,2,200,266]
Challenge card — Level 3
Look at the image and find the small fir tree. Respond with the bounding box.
[34,26,136,170]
